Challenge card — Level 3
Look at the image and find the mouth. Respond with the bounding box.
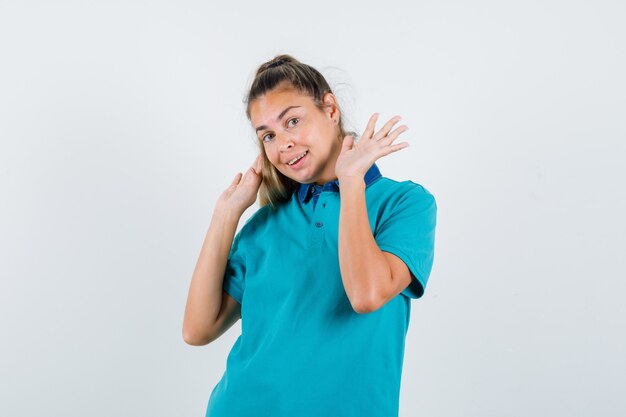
[286,150,308,168]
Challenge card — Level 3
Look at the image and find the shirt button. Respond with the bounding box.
[315,222,323,228]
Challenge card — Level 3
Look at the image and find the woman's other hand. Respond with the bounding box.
[217,154,264,215]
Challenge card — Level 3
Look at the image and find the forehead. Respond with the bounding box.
[249,87,314,124]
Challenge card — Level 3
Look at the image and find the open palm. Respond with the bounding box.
[334,113,410,181]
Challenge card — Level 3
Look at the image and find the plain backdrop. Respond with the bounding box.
[1,1,624,416]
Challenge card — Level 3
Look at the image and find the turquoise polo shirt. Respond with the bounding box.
[206,163,437,417]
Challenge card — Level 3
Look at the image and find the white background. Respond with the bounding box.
[1,1,624,416]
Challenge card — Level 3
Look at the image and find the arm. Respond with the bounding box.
[338,178,413,313]
[182,203,242,345]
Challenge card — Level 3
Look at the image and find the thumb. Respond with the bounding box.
[341,135,355,152]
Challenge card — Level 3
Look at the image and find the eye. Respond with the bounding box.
[261,118,299,143]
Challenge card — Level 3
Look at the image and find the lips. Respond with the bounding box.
[286,150,308,165]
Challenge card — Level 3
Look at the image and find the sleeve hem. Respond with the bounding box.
[378,244,426,299]
[223,281,243,305]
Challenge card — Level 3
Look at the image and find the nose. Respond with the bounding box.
[277,132,295,152]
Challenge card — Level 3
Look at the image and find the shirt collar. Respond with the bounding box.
[296,162,382,204]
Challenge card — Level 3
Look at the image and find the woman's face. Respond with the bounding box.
[249,84,342,185]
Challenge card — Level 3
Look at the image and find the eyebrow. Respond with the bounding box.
[255,105,302,134]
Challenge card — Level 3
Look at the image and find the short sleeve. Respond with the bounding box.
[374,184,437,299]
[222,229,246,304]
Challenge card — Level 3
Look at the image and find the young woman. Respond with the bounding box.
[183,54,437,417]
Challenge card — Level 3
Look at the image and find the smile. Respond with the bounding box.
[287,150,308,166]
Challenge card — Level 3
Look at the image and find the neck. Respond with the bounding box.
[313,138,342,185]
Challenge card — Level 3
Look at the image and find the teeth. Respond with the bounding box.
[288,151,307,165]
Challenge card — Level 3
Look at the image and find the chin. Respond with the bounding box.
[276,167,300,181]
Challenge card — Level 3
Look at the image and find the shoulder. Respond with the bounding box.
[233,204,273,243]
[235,196,296,237]
[369,177,436,208]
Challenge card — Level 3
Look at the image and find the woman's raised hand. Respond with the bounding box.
[334,113,409,183]
[218,154,264,215]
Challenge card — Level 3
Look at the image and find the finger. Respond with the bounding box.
[380,125,409,145]
[379,142,410,157]
[363,113,379,139]
[252,154,263,174]
[243,166,256,181]
[341,135,355,152]
[373,115,402,141]
[245,166,262,187]
[231,172,243,186]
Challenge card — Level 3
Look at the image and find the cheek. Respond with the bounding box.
[317,122,336,143]
[264,147,280,165]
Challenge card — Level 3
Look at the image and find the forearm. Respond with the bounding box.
[338,178,392,312]
[183,203,242,343]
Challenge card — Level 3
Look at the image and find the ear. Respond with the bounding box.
[322,92,340,123]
